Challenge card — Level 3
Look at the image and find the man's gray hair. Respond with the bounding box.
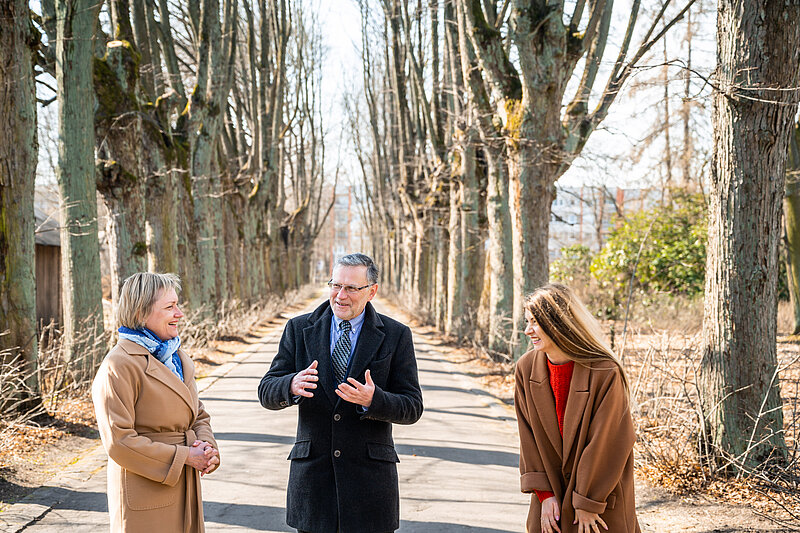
[117,272,182,329]
[335,253,379,284]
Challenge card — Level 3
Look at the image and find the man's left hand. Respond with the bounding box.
[336,369,375,408]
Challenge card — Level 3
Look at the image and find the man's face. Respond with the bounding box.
[329,265,378,321]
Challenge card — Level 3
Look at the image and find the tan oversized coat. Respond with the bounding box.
[515,350,640,533]
[92,339,219,533]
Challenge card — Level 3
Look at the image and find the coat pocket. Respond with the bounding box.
[367,442,400,463]
[367,355,393,387]
[124,469,178,511]
[605,492,616,510]
[287,439,311,460]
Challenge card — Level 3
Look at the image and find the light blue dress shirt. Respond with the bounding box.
[330,310,366,363]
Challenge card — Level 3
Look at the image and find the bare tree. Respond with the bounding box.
[55,0,106,378]
[784,121,800,335]
[701,0,800,471]
[0,0,40,407]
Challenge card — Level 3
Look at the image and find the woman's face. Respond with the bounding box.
[524,309,559,356]
[144,288,183,340]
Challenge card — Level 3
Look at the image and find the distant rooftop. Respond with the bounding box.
[34,208,60,246]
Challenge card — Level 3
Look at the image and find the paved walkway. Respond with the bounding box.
[1,298,527,532]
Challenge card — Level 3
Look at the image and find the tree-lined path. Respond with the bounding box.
[0,296,785,532]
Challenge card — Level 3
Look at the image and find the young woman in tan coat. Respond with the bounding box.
[92,273,220,532]
[515,283,640,533]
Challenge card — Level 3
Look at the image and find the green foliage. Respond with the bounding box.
[550,244,592,285]
[590,193,707,296]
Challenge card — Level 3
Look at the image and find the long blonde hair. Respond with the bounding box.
[524,283,629,393]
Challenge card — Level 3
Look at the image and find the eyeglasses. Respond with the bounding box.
[327,281,374,294]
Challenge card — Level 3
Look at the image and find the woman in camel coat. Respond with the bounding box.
[515,283,640,533]
[93,272,220,532]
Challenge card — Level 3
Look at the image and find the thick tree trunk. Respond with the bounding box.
[0,0,40,406]
[484,145,513,356]
[56,0,106,379]
[701,0,800,470]
[94,41,148,314]
[784,123,800,334]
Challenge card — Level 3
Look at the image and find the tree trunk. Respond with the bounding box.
[784,123,800,335]
[94,41,148,314]
[484,144,514,356]
[701,0,800,470]
[0,0,40,407]
[56,0,106,379]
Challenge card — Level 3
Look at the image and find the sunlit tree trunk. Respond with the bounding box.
[56,0,106,378]
[0,0,40,406]
[94,40,148,314]
[784,123,800,334]
[701,0,800,470]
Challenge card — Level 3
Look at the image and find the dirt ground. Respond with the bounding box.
[2,303,800,531]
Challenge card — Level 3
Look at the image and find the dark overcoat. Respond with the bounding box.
[258,301,423,533]
[514,350,641,533]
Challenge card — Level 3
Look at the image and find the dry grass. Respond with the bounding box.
[624,328,800,527]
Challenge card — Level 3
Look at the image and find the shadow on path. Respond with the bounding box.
[213,432,294,445]
[399,521,518,532]
[204,501,290,531]
[396,444,517,468]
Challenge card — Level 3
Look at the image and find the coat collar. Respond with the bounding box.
[529,351,590,463]
[302,301,385,406]
[118,339,197,417]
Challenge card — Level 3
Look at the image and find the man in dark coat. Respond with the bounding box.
[258,253,423,533]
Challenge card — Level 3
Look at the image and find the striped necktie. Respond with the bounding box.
[331,320,352,383]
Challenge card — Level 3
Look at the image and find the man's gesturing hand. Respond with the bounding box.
[336,369,375,407]
[291,360,319,397]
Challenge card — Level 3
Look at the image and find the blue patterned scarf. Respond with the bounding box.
[118,326,184,381]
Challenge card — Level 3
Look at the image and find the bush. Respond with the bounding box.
[550,244,593,285]
[590,193,707,296]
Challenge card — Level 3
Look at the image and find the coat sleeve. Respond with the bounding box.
[514,357,554,495]
[92,355,190,487]
[571,367,636,514]
[360,325,423,425]
[257,319,300,410]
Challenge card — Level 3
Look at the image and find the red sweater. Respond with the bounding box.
[534,359,575,503]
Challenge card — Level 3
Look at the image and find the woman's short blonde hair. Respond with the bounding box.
[117,272,182,329]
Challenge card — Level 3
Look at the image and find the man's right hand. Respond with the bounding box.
[290,360,319,397]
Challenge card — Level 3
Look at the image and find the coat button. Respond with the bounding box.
[333,414,341,421]
[333,450,341,458]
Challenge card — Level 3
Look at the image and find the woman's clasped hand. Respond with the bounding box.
[188,440,220,476]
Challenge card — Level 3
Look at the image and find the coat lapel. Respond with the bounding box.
[303,305,337,406]
[347,303,386,381]
[530,351,563,459]
[120,339,197,416]
[561,361,590,461]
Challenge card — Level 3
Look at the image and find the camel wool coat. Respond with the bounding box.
[515,350,640,533]
[92,339,219,533]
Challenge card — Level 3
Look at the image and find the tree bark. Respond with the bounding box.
[784,123,800,335]
[701,0,800,470]
[94,41,148,315]
[0,0,40,407]
[56,0,106,379]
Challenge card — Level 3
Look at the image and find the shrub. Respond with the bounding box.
[550,244,593,285]
[590,193,707,296]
